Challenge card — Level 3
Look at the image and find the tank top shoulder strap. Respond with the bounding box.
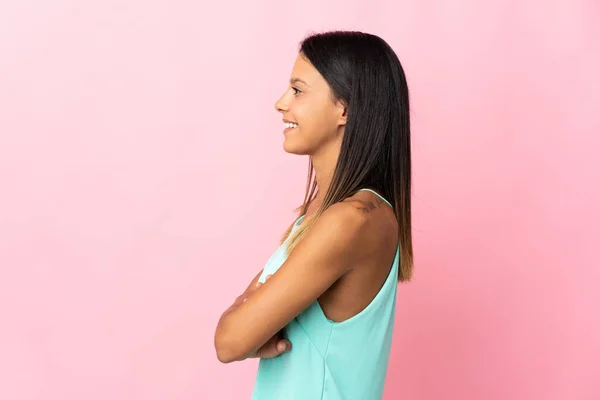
[357,188,393,209]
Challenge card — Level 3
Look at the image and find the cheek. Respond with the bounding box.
[296,102,322,126]
[291,101,307,121]
[308,108,335,135]
[292,100,334,137]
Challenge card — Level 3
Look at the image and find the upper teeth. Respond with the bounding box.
[285,122,298,128]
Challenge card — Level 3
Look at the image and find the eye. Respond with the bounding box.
[291,87,302,95]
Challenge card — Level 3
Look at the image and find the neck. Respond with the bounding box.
[311,138,342,204]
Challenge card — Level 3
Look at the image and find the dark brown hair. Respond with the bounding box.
[279,30,413,282]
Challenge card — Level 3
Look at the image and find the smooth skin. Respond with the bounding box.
[242,274,292,358]
[214,53,398,363]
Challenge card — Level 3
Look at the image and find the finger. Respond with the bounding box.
[258,338,289,359]
[255,337,277,358]
[242,280,265,305]
[276,339,292,354]
[266,274,272,281]
[247,282,261,293]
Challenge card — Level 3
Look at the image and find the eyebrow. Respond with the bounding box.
[290,77,310,88]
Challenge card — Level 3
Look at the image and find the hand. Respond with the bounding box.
[244,274,293,359]
[248,328,291,359]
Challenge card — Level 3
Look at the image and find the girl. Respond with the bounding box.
[214,30,413,399]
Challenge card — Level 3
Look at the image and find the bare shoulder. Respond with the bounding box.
[317,201,368,228]
[307,202,369,250]
[310,194,397,260]
[343,191,397,224]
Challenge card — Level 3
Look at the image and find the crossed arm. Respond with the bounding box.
[214,202,369,363]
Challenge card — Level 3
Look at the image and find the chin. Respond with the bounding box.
[283,139,312,155]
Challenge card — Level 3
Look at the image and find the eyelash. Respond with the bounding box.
[291,87,301,95]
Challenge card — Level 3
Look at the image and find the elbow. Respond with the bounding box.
[215,347,236,364]
[215,341,238,364]
[214,329,244,364]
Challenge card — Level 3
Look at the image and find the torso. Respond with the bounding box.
[299,190,398,323]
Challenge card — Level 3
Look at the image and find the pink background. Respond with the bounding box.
[0,1,598,399]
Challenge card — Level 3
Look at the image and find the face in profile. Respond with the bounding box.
[274,53,347,156]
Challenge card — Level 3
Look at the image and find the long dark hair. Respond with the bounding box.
[279,30,413,282]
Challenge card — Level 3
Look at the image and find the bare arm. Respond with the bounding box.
[218,269,263,321]
[214,203,369,363]
[216,268,292,361]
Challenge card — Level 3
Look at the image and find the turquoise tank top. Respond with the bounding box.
[251,189,400,400]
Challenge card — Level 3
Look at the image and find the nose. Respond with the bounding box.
[274,93,288,113]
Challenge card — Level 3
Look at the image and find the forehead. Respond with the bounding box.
[290,54,322,87]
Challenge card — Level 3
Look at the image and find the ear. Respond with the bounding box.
[336,100,348,127]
